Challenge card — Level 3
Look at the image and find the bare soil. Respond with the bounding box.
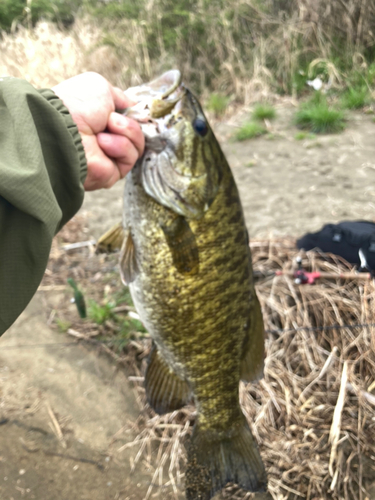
[1,105,375,500]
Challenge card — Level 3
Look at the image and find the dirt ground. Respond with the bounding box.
[1,104,375,500]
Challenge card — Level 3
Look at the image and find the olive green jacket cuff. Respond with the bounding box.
[0,77,87,335]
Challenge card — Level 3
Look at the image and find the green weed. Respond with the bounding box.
[105,317,148,352]
[88,300,115,324]
[289,69,309,97]
[55,317,71,333]
[368,63,375,86]
[112,286,133,307]
[234,122,266,141]
[295,93,345,133]
[341,86,370,109]
[86,285,147,351]
[245,160,257,168]
[206,93,229,117]
[0,0,79,29]
[294,131,316,140]
[252,103,276,121]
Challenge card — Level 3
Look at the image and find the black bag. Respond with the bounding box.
[296,221,375,271]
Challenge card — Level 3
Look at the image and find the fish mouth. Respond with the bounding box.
[123,70,186,125]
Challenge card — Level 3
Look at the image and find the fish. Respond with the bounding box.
[105,70,267,499]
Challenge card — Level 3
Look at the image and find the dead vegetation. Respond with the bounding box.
[0,20,101,87]
[1,1,375,101]
[44,222,375,500]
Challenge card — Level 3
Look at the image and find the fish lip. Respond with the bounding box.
[155,69,182,99]
[123,70,185,122]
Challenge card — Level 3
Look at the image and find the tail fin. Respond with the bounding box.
[185,416,267,500]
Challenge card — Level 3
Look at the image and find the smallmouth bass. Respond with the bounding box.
[106,70,267,499]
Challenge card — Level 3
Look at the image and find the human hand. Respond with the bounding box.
[52,72,144,191]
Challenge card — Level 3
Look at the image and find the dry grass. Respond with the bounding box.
[248,240,375,499]
[0,20,99,87]
[1,0,374,101]
[0,19,130,89]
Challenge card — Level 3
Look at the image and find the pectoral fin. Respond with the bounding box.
[145,344,191,414]
[240,294,265,382]
[120,231,139,285]
[161,216,199,275]
[96,222,125,253]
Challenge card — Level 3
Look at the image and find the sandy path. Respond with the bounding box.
[81,106,375,240]
[0,294,150,499]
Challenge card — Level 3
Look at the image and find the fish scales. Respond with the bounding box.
[119,70,267,499]
[125,164,252,428]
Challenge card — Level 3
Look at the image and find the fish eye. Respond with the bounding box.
[192,118,208,137]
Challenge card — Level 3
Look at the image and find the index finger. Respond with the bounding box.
[106,112,145,157]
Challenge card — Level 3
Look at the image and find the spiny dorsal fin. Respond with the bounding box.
[96,222,125,254]
[161,216,199,275]
[120,231,139,285]
[240,293,265,382]
[145,343,191,414]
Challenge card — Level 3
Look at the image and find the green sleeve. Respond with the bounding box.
[0,77,88,335]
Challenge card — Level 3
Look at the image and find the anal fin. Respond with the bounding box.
[145,344,191,414]
[240,293,265,382]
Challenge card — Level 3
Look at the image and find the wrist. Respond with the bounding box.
[39,89,88,185]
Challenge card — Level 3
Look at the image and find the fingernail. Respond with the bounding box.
[114,114,129,129]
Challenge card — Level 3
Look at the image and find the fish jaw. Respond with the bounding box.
[123,69,185,121]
